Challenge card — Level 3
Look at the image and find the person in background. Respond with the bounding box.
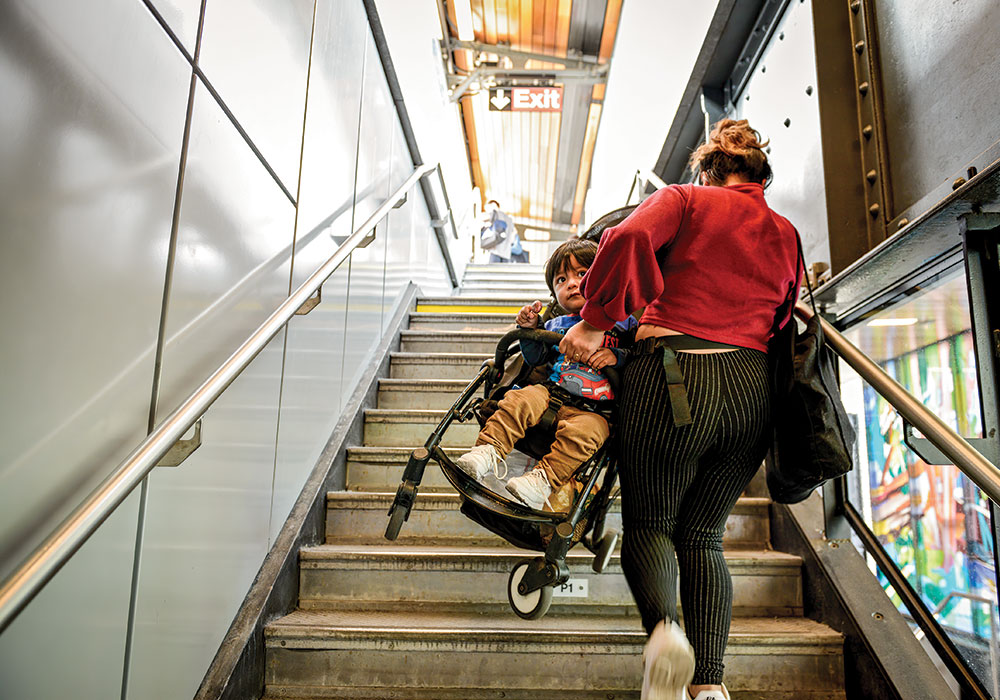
[557,119,802,700]
[479,199,518,262]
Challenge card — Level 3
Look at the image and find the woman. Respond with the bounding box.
[559,119,801,700]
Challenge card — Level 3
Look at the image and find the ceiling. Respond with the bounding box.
[438,0,623,238]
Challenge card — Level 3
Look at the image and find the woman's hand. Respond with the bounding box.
[559,320,606,365]
[516,300,544,328]
[586,348,617,370]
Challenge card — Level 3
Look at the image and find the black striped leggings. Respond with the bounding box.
[618,347,770,686]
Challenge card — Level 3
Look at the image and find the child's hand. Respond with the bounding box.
[516,300,544,328]
[587,348,616,370]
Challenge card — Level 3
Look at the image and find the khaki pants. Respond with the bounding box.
[477,384,610,487]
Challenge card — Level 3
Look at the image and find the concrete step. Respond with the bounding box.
[460,280,551,292]
[465,263,545,275]
[399,329,505,354]
[388,353,490,380]
[264,610,844,699]
[362,408,479,447]
[407,312,514,331]
[346,446,468,491]
[377,379,470,410]
[298,544,803,617]
[416,297,526,315]
[325,492,771,548]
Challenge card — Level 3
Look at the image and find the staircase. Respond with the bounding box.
[263,263,847,699]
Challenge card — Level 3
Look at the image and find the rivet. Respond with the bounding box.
[858,81,869,95]
[862,125,874,139]
[866,169,877,184]
[783,118,791,127]
[872,612,884,620]
[745,94,751,101]
[806,85,814,96]
[869,203,880,217]
[898,218,909,229]
[779,32,785,41]
[953,177,967,190]
[762,65,767,73]
[855,40,866,54]
[851,0,861,13]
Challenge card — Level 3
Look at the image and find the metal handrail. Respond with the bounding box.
[795,301,1000,504]
[0,163,437,634]
[626,168,667,205]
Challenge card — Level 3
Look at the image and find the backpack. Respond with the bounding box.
[766,237,856,504]
[480,211,508,250]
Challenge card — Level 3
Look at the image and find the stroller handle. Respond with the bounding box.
[494,328,621,390]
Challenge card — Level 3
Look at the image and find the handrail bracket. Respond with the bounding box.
[156,419,203,468]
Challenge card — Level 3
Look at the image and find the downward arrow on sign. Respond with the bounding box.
[490,89,510,110]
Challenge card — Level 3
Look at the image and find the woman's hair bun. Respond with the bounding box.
[689,118,772,187]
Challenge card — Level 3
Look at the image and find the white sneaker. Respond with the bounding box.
[687,685,729,700]
[641,620,695,700]
[505,468,553,510]
[454,444,507,481]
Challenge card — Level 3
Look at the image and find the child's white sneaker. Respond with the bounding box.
[641,620,695,700]
[686,684,728,700]
[505,468,553,510]
[454,444,506,481]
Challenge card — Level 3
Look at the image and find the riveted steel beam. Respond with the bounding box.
[846,0,892,247]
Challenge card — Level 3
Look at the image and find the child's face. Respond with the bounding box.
[552,255,588,313]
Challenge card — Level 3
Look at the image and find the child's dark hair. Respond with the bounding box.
[544,238,598,295]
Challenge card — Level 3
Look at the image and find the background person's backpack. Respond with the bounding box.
[480,210,508,250]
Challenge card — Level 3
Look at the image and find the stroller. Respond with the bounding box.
[384,325,622,620]
[384,204,638,620]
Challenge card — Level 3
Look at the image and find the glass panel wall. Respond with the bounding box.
[839,270,998,692]
[0,2,458,698]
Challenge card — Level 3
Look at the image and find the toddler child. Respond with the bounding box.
[454,238,637,510]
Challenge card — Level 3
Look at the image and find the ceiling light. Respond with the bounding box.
[454,1,474,41]
[867,317,918,327]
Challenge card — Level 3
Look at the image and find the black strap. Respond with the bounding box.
[659,344,693,426]
[537,391,565,433]
[632,334,741,354]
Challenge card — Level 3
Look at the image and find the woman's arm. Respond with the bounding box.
[580,186,687,330]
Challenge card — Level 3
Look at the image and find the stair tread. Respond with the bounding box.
[400,330,506,338]
[347,445,464,457]
[418,296,545,304]
[267,609,841,645]
[378,378,470,388]
[327,490,771,510]
[300,542,800,567]
[388,352,492,360]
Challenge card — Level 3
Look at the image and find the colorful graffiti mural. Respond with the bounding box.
[861,330,994,639]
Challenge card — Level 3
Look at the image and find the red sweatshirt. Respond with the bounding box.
[580,182,801,352]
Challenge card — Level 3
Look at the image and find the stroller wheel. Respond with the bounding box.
[592,530,618,573]
[508,559,553,620]
[384,504,407,541]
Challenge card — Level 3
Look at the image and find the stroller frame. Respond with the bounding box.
[385,328,620,619]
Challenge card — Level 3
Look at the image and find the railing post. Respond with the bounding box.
[822,475,851,541]
[961,213,1000,663]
